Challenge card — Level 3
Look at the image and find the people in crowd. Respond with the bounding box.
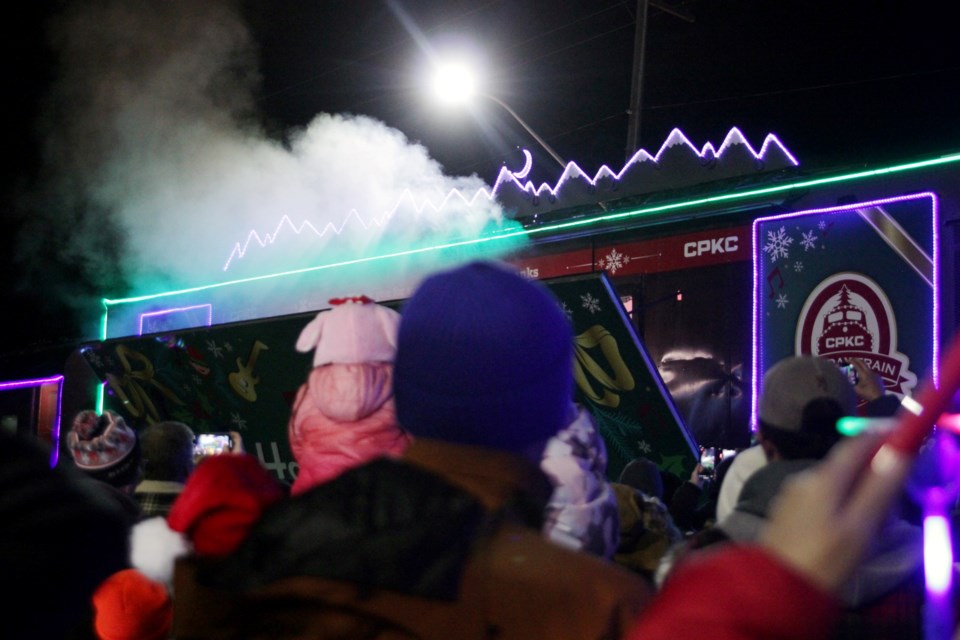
[134,420,196,519]
[715,443,767,521]
[130,431,251,592]
[117,452,285,640]
[618,456,665,499]
[171,260,653,639]
[651,355,927,637]
[627,428,915,639]
[618,452,726,540]
[287,295,412,495]
[666,457,728,534]
[129,513,191,593]
[1,429,131,639]
[91,568,173,640]
[66,409,145,525]
[715,356,900,521]
[540,403,620,559]
[609,456,684,578]
[609,479,683,581]
[167,452,287,558]
[67,410,143,489]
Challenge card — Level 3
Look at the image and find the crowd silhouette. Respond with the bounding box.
[6,259,960,640]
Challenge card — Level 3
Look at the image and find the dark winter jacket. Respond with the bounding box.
[173,438,653,639]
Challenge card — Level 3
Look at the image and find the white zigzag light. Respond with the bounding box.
[223,127,796,271]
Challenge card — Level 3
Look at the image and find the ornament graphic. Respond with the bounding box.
[795,272,917,396]
[816,284,874,355]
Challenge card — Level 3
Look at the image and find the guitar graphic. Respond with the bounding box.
[229,340,269,402]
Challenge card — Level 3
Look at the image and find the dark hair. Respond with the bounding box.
[139,421,196,482]
[758,397,845,460]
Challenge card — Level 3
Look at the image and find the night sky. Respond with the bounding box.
[2,0,958,359]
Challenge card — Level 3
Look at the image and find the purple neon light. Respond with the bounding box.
[750,192,939,432]
[494,127,799,199]
[223,127,795,271]
[0,375,64,391]
[923,496,954,639]
[138,304,213,335]
[222,189,495,271]
[925,512,953,595]
[0,375,65,468]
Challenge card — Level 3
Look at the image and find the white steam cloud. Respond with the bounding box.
[17,0,515,338]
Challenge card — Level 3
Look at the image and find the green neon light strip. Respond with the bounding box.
[836,416,900,437]
[102,151,960,321]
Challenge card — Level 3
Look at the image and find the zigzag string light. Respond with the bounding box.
[104,151,960,342]
[492,127,799,198]
[223,187,498,271]
[223,127,797,271]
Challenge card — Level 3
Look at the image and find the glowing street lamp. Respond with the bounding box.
[431,61,567,170]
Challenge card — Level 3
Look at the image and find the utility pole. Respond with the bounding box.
[625,1,695,161]
[625,0,649,161]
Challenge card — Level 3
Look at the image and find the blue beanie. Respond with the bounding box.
[394,261,574,452]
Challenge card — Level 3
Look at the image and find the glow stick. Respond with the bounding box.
[884,331,960,456]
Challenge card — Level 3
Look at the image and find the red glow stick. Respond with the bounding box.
[884,331,960,456]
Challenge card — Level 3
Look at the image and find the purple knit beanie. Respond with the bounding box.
[394,261,574,452]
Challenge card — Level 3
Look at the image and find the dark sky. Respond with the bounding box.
[243,0,960,179]
[2,0,958,359]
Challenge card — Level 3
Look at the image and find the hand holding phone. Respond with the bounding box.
[838,360,859,386]
[194,433,234,459]
[698,447,717,483]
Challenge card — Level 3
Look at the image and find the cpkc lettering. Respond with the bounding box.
[683,236,739,258]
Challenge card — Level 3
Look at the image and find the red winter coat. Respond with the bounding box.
[627,544,840,640]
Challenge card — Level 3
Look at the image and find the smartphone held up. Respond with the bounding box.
[837,360,859,386]
[193,432,234,460]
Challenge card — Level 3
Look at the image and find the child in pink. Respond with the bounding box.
[288,296,413,495]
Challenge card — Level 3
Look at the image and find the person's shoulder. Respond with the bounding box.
[485,523,653,591]
[475,524,654,637]
[727,445,767,475]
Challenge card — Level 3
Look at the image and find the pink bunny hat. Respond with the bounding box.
[296,296,401,367]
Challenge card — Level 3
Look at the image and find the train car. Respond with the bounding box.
[3,128,957,483]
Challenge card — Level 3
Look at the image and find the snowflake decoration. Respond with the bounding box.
[800,230,818,251]
[231,413,247,430]
[793,261,803,272]
[192,374,203,386]
[598,248,630,274]
[224,342,234,352]
[818,220,827,230]
[580,293,601,314]
[636,440,652,455]
[561,301,573,318]
[206,340,224,359]
[776,293,789,309]
[763,226,794,262]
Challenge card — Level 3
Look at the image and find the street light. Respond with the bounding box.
[431,62,567,171]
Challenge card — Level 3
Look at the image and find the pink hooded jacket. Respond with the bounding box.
[288,298,412,495]
[289,363,411,494]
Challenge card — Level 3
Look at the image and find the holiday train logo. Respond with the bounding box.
[795,272,917,397]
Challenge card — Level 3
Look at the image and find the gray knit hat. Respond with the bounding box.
[67,410,142,487]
